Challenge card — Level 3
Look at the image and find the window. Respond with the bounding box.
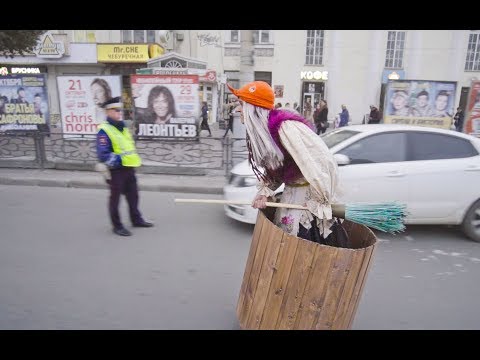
[253,30,272,44]
[226,31,273,44]
[230,30,239,43]
[73,30,96,42]
[305,30,324,65]
[408,132,478,161]
[385,31,405,69]
[465,31,480,71]
[122,30,156,43]
[321,130,360,149]
[337,132,408,164]
[225,71,240,91]
[254,71,272,86]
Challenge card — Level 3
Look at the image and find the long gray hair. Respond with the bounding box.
[242,102,284,171]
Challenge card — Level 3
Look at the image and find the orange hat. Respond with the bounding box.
[226,81,274,110]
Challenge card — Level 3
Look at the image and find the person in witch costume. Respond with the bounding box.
[227,81,340,241]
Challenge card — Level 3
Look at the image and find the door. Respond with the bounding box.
[334,132,410,205]
[405,131,480,223]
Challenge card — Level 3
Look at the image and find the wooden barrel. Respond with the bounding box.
[236,209,377,330]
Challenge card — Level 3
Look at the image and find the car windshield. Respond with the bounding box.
[321,129,360,148]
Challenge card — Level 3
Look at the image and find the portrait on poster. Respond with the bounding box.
[383,80,456,129]
[0,74,49,132]
[274,85,284,98]
[131,75,199,138]
[57,75,122,137]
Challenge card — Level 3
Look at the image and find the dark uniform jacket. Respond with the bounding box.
[96,117,124,169]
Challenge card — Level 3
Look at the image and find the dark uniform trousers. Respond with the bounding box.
[109,167,143,229]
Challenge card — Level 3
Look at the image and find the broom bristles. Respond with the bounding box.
[345,202,407,234]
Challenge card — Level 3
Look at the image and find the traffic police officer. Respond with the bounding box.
[96,96,153,236]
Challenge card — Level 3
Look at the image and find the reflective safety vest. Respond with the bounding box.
[98,123,141,167]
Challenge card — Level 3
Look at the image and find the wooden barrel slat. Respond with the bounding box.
[236,212,265,325]
[245,223,284,329]
[345,245,375,329]
[314,250,354,330]
[258,233,299,329]
[275,238,317,330]
[294,245,338,329]
[331,249,368,329]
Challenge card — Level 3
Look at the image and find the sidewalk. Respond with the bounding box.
[0,168,227,194]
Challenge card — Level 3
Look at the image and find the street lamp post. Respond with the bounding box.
[233,30,255,139]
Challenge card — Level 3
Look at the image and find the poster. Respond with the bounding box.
[463,80,480,136]
[131,75,199,138]
[0,74,49,132]
[383,80,457,129]
[274,85,284,98]
[57,75,122,137]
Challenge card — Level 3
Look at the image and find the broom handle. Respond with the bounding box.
[174,198,346,218]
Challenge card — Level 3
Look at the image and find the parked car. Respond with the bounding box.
[223,124,480,242]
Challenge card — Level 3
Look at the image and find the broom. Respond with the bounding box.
[174,198,407,234]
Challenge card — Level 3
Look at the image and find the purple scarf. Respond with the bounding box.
[266,109,314,184]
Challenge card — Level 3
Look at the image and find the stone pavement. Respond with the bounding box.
[0,168,227,194]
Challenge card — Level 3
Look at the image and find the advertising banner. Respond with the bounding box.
[0,74,49,132]
[131,75,199,138]
[383,80,457,129]
[464,80,480,136]
[57,75,122,137]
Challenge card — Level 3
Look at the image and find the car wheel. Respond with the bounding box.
[462,199,480,242]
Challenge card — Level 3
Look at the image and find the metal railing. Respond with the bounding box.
[0,131,248,177]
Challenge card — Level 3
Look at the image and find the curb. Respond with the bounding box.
[0,176,224,194]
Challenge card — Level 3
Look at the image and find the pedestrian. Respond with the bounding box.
[368,105,381,124]
[316,99,329,134]
[313,103,323,134]
[223,100,238,138]
[453,106,465,132]
[199,101,212,137]
[339,104,349,127]
[293,102,300,113]
[96,96,154,237]
[226,80,339,242]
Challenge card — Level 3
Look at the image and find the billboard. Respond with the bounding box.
[0,74,49,132]
[131,75,199,138]
[57,75,122,136]
[463,80,480,136]
[383,80,456,129]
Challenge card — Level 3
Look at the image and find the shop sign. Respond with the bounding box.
[97,44,163,63]
[382,69,405,84]
[300,70,328,80]
[198,70,216,82]
[0,66,45,76]
[34,32,65,58]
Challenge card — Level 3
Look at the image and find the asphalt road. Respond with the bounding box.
[1,185,479,329]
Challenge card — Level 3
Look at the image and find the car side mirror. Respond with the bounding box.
[334,153,350,166]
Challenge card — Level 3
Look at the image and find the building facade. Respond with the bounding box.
[2,30,480,130]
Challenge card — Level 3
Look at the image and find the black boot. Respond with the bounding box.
[113,227,132,236]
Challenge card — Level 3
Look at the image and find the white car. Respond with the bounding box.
[223,124,480,242]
